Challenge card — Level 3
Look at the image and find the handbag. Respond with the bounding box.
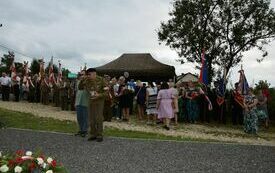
[134,87,142,100]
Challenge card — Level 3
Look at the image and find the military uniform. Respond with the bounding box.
[79,75,107,139]
[53,83,60,107]
[40,79,50,105]
[60,81,69,110]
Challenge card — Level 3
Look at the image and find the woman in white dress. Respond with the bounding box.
[146,81,158,124]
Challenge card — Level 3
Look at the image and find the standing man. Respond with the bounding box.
[75,70,89,137]
[78,68,107,142]
[12,74,21,102]
[0,72,11,101]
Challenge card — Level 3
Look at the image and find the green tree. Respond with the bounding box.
[158,0,275,83]
[62,68,71,79]
[30,58,40,75]
[0,52,23,75]
[255,80,270,90]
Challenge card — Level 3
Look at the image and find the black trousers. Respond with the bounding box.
[13,84,20,102]
[232,104,243,125]
[1,85,10,101]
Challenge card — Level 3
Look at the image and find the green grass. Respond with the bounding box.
[0,108,220,143]
[0,108,78,133]
[1,107,273,143]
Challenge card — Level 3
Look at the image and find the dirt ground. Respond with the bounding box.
[0,101,274,146]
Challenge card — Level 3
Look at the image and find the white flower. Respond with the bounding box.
[14,166,23,173]
[47,157,53,164]
[0,165,9,172]
[42,163,47,169]
[25,151,32,156]
[37,157,44,165]
[46,170,53,173]
[21,156,33,160]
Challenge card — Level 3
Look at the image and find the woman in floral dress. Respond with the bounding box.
[243,88,259,134]
[157,82,174,130]
[185,81,203,123]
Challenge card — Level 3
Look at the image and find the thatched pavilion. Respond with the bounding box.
[95,53,175,81]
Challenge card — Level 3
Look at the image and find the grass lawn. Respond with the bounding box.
[0,108,219,143]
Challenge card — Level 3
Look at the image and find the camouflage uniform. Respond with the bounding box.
[79,76,107,138]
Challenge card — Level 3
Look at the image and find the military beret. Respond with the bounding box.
[87,68,96,73]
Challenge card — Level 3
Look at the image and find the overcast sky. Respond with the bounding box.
[0,0,275,87]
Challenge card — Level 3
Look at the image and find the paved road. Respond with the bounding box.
[0,129,274,173]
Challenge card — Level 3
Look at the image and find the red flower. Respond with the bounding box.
[28,162,36,171]
[51,160,57,167]
[16,150,25,156]
[15,157,24,164]
[8,160,15,167]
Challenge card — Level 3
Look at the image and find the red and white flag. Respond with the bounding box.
[48,56,56,86]
[57,60,62,84]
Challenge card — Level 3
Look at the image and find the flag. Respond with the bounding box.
[234,68,249,108]
[23,61,29,88]
[48,56,56,85]
[57,60,62,84]
[8,51,16,81]
[199,49,208,85]
[10,61,16,81]
[38,58,45,80]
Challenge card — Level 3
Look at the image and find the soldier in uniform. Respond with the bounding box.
[103,75,113,122]
[40,76,50,105]
[60,79,69,110]
[53,82,60,107]
[78,68,107,142]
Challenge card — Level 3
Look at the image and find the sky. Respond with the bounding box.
[0,0,275,87]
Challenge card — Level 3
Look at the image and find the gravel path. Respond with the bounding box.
[0,129,275,173]
[1,101,275,146]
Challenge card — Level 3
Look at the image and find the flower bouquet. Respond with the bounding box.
[0,150,67,173]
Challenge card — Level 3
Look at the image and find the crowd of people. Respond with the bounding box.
[0,67,271,141]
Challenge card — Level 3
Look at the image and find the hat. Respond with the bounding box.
[87,68,96,73]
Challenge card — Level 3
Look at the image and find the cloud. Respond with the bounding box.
[0,0,275,86]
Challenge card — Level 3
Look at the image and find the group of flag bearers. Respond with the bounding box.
[3,51,74,111]
[1,49,270,140]
[199,49,269,134]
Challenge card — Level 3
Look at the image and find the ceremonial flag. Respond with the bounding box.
[199,49,208,85]
[57,60,62,84]
[10,61,16,81]
[23,61,30,88]
[39,58,45,80]
[48,56,56,85]
[8,51,16,81]
[234,67,249,107]
[198,49,212,110]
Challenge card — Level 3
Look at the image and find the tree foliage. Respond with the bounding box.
[0,53,23,75]
[158,0,275,83]
[255,80,270,90]
[30,59,40,75]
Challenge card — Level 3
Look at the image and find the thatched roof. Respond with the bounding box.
[95,53,175,81]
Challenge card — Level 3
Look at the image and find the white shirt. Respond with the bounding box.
[0,76,11,86]
[147,86,158,96]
